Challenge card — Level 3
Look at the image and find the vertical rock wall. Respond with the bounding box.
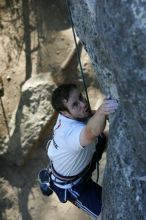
[68,0,146,219]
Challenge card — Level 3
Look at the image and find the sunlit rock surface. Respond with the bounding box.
[5,73,55,165]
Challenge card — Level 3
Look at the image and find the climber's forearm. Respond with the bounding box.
[80,99,118,146]
[88,108,106,135]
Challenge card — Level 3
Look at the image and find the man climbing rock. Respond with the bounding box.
[47,84,118,219]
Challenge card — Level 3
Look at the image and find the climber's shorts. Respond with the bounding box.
[50,155,102,219]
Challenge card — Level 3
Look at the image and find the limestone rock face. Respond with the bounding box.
[4,73,55,165]
[68,0,146,219]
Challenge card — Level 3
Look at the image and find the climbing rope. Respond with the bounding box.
[66,0,91,110]
[66,0,100,183]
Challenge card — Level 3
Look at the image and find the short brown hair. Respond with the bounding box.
[51,84,77,113]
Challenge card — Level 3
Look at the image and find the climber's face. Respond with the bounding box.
[61,88,91,119]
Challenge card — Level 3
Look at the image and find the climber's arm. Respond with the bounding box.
[80,99,118,146]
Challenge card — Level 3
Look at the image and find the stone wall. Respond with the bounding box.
[68,0,146,219]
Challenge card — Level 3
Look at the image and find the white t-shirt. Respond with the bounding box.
[47,114,96,176]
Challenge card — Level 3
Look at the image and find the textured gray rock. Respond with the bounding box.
[68,0,146,219]
[3,73,55,165]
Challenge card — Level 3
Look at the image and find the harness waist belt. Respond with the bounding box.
[50,161,91,182]
[51,174,81,189]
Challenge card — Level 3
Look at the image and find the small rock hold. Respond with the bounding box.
[56,50,60,55]
[6,76,11,81]
[8,113,11,118]
[83,62,88,66]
